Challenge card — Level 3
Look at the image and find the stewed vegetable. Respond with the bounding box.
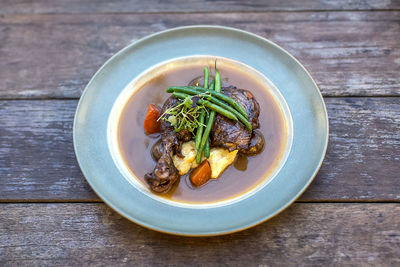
[144,104,161,134]
[190,159,211,187]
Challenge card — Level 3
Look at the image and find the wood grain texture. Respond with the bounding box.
[0,97,399,201]
[0,203,399,266]
[0,12,399,98]
[2,0,399,14]
[301,97,400,201]
[0,100,97,201]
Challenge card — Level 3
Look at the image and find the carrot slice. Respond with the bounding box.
[190,160,211,187]
[144,104,161,135]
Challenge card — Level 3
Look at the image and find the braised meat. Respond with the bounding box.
[144,97,192,193]
[150,139,163,161]
[240,130,265,155]
[210,86,260,152]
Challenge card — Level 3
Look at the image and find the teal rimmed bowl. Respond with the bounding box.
[73,26,329,236]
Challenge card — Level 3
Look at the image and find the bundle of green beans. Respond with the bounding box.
[168,66,252,164]
[195,67,210,162]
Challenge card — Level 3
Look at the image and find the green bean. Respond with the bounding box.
[194,67,209,150]
[209,79,215,90]
[203,67,209,89]
[204,112,210,158]
[234,109,252,131]
[167,86,248,119]
[195,147,202,163]
[204,138,210,158]
[172,92,238,122]
[203,70,211,158]
[196,78,216,161]
[195,68,209,155]
[205,95,251,131]
[196,111,215,163]
[208,93,248,119]
[195,109,205,150]
[215,69,221,93]
[199,99,237,121]
[171,92,187,99]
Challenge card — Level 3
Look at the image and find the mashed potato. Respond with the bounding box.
[172,141,238,178]
[207,148,238,178]
[172,141,199,175]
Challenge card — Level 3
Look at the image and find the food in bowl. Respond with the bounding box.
[118,58,287,204]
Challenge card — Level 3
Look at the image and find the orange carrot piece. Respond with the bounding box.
[144,104,161,135]
[190,160,211,187]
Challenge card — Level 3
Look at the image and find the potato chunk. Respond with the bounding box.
[172,141,238,178]
[208,148,238,179]
[172,141,199,175]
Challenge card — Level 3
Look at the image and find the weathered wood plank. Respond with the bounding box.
[0,12,399,98]
[301,97,400,201]
[0,97,399,201]
[2,0,399,14]
[0,203,398,266]
[0,100,98,201]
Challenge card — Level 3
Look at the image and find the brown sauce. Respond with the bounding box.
[118,62,287,204]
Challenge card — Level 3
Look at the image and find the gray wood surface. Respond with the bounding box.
[1,98,399,201]
[2,0,399,14]
[0,203,398,266]
[0,11,399,99]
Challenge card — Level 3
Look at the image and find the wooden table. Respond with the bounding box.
[1,1,399,265]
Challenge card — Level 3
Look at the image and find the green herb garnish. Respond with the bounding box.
[158,94,208,134]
